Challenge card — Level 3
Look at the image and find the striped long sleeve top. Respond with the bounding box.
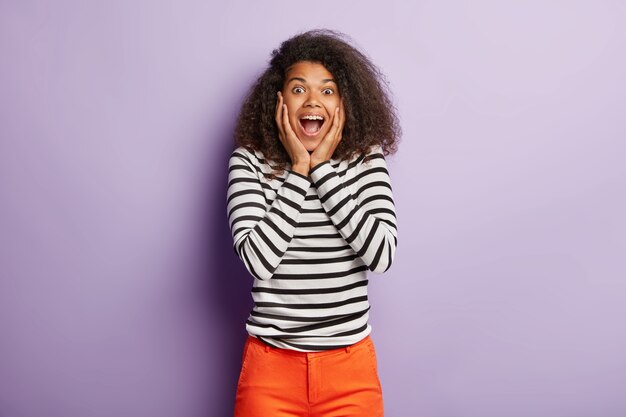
[227,144,397,351]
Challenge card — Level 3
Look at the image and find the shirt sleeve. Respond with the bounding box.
[308,146,398,273]
[227,149,311,280]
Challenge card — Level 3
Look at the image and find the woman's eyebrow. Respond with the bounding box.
[286,77,336,85]
[287,77,307,84]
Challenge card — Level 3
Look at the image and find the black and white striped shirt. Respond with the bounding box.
[227,145,397,351]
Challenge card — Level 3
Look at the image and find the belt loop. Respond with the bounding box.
[345,345,351,353]
[265,344,270,353]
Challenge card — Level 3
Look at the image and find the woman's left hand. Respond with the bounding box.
[310,101,345,169]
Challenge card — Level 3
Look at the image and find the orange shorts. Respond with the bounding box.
[233,335,384,417]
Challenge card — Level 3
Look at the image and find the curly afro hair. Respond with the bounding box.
[234,29,400,173]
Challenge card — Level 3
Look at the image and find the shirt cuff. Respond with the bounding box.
[286,169,312,191]
[309,160,331,177]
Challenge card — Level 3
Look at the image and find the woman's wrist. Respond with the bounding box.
[309,159,328,170]
[291,163,309,177]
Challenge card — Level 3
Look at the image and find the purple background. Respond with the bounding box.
[1,1,625,416]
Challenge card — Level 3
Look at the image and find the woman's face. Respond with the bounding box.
[281,61,342,152]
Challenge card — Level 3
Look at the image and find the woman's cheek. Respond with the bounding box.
[289,116,300,135]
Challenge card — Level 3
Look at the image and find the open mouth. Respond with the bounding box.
[298,114,325,136]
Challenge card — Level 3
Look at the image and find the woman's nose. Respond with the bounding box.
[303,92,322,107]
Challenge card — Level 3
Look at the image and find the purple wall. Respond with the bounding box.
[1,1,625,416]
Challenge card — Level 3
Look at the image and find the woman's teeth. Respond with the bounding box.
[300,115,324,134]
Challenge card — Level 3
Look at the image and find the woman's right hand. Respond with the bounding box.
[275,92,310,176]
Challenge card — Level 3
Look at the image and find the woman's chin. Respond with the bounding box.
[298,136,324,152]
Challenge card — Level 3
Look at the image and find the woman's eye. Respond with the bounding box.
[322,88,334,95]
[292,87,305,94]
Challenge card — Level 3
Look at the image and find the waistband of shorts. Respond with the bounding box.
[247,335,372,357]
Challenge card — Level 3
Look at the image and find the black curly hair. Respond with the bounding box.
[234,29,400,173]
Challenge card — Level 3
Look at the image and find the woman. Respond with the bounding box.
[227,29,400,417]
